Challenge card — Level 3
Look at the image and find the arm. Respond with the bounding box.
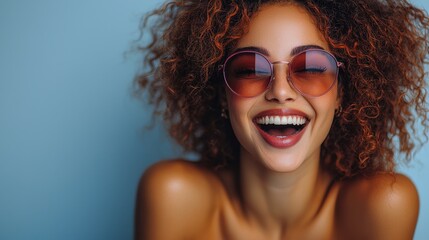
[135,160,218,240]
[337,173,419,240]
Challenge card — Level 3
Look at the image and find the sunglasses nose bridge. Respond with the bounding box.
[271,60,291,82]
[265,60,300,101]
[272,60,290,65]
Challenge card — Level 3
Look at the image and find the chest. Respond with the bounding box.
[202,171,343,240]
[199,201,339,240]
[212,186,341,240]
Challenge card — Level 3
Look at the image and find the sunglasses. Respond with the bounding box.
[220,49,343,98]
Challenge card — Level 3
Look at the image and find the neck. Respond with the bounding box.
[238,148,332,233]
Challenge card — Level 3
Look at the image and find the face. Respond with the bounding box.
[225,4,340,172]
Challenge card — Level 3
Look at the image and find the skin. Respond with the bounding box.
[135,4,419,240]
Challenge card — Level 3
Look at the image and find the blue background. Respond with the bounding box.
[0,0,427,239]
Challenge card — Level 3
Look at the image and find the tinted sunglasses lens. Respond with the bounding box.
[224,52,271,97]
[289,50,338,97]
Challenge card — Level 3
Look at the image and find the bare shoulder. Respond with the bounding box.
[135,159,223,240]
[336,173,419,240]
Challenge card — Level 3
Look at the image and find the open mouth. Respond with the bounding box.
[255,115,308,138]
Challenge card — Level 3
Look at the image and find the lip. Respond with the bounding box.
[253,109,309,148]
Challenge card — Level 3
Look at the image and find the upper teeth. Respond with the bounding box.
[256,115,307,125]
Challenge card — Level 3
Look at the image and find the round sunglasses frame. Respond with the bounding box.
[219,48,344,98]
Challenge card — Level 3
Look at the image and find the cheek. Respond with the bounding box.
[317,101,336,116]
[227,94,248,127]
[318,86,339,113]
[311,93,337,131]
[226,93,255,144]
[307,86,338,119]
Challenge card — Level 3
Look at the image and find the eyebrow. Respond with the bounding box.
[233,44,325,57]
[291,45,324,55]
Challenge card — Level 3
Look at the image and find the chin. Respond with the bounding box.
[245,144,309,173]
[262,154,306,173]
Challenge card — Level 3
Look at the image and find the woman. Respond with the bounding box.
[135,0,428,239]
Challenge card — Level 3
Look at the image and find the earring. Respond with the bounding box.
[335,105,343,117]
[221,108,228,119]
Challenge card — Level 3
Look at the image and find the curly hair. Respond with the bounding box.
[136,0,429,177]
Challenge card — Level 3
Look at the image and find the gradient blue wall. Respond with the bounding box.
[0,0,428,239]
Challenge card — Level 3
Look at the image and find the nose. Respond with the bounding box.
[264,64,298,103]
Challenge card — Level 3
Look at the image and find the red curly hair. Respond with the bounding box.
[136,0,429,177]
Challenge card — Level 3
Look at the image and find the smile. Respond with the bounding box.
[253,110,309,148]
[255,115,308,138]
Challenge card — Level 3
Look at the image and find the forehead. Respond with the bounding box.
[235,4,328,57]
